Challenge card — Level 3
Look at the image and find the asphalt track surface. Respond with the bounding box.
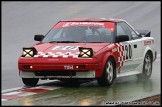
[1,1,161,105]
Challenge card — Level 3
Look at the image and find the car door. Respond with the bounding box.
[116,22,143,73]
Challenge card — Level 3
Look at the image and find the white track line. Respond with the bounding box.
[2,85,61,102]
[2,91,22,96]
[2,80,60,94]
[2,87,24,94]
[2,99,8,101]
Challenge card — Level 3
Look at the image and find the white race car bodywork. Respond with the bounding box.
[117,36,156,77]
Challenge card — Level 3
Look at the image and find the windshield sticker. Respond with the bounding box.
[53,22,115,30]
[62,22,105,27]
[52,46,78,50]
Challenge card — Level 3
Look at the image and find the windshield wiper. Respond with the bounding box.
[49,41,79,43]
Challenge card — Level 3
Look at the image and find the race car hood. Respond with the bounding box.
[33,42,110,54]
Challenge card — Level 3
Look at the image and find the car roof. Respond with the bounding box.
[60,18,123,22]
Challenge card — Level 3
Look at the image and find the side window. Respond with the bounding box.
[121,22,139,39]
[117,22,132,40]
[117,24,127,36]
[131,31,138,39]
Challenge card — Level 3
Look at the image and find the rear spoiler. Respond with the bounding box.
[136,30,151,37]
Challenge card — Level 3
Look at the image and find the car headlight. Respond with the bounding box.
[78,47,93,58]
[22,47,37,57]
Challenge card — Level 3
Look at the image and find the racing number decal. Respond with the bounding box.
[124,44,132,60]
[52,46,78,50]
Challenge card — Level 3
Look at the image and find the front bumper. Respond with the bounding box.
[18,57,102,78]
[19,63,101,71]
[20,70,96,78]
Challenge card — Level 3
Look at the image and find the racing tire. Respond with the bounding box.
[22,78,39,86]
[137,52,152,79]
[97,58,115,86]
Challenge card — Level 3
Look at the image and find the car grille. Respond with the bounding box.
[34,71,76,76]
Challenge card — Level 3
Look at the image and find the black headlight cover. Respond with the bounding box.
[22,47,37,57]
[78,47,93,58]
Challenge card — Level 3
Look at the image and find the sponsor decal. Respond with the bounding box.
[53,22,115,30]
[107,44,115,48]
[64,65,73,70]
[144,40,152,46]
[112,48,117,53]
[62,22,105,27]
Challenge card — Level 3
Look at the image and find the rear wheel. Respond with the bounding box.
[97,58,115,86]
[22,78,39,86]
[137,52,152,79]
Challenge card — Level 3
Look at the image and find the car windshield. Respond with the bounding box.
[42,22,115,43]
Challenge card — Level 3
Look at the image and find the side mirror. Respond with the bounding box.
[115,35,129,43]
[34,35,44,41]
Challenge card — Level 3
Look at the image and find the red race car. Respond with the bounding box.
[18,18,157,86]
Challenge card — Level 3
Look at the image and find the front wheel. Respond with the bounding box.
[97,58,115,86]
[137,52,152,79]
[22,78,39,86]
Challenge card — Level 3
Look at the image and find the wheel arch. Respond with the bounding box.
[143,47,153,62]
[137,47,153,79]
[99,52,117,78]
[108,55,117,78]
[97,53,117,86]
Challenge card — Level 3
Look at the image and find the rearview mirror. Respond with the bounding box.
[115,35,129,43]
[34,35,44,41]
